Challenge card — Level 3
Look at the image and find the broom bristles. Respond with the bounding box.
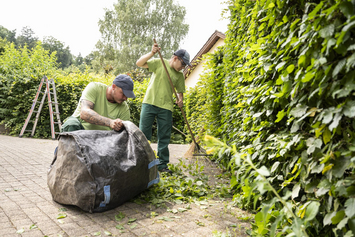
[184,142,199,158]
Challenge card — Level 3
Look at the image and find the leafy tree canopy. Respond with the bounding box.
[16,26,39,50]
[94,0,189,75]
[0,25,16,44]
[42,36,73,69]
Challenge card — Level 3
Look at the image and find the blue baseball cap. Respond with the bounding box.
[174,49,191,66]
[113,74,136,98]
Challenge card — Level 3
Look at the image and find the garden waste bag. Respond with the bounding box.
[47,121,160,213]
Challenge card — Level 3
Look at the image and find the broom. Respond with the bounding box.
[153,39,209,157]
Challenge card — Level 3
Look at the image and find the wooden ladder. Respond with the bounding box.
[19,76,62,140]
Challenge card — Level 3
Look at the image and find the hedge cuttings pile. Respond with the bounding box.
[185,0,355,236]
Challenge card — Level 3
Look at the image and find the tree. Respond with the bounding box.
[95,0,189,75]
[16,26,39,50]
[74,53,84,66]
[42,36,73,69]
[0,25,16,44]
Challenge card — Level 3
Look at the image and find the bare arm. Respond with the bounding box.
[136,43,160,68]
[80,100,123,131]
[177,93,184,108]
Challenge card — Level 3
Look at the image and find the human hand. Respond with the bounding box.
[151,43,160,54]
[176,99,183,108]
[110,118,124,131]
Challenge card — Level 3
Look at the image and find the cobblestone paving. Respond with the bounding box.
[0,135,251,237]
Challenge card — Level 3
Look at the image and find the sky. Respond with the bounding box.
[0,0,229,59]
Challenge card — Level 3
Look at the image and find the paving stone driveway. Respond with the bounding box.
[0,135,251,237]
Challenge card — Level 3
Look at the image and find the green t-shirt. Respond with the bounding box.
[143,58,185,111]
[72,82,130,130]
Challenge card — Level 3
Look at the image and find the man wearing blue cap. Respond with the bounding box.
[60,74,136,132]
[136,43,191,174]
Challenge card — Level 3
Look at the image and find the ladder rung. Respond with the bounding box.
[33,100,42,103]
[25,130,33,132]
[53,112,60,114]
[33,110,39,113]
[54,122,61,124]
[51,102,59,105]
[55,132,61,134]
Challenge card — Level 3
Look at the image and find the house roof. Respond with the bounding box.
[183,30,226,78]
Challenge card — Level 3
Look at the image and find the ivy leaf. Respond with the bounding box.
[178,208,188,212]
[322,164,334,174]
[276,61,286,71]
[319,24,335,38]
[268,2,275,8]
[286,64,295,74]
[304,201,320,221]
[337,217,349,230]
[298,55,306,67]
[326,38,337,55]
[329,113,342,131]
[308,2,323,19]
[324,212,336,226]
[339,2,355,18]
[322,108,334,124]
[292,184,300,199]
[302,71,315,83]
[104,230,112,236]
[316,187,329,197]
[116,224,124,230]
[291,121,300,133]
[343,101,355,118]
[338,21,355,46]
[257,166,270,177]
[333,157,351,178]
[115,212,125,221]
[306,138,322,154]
[323,127,331,145]
[271,162,280,173]
[56,213,67,219]
[331,210,345,224]
[332,59,346,78]
[29,224,38,230]
[290,104,308,118]
[345,198,355,218]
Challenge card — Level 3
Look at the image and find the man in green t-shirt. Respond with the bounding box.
[136,42,191,174]
[61,74,136,132]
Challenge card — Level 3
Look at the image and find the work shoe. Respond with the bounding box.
[159,168,173,174]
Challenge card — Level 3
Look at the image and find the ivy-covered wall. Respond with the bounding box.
[186,0,355,236]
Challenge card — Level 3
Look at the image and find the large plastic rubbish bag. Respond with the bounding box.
[47,121,159,213]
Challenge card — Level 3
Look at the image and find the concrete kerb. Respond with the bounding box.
[0,134,251,236]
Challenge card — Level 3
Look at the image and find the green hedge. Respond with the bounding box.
[188,0,355,236]
[0,40,185,142]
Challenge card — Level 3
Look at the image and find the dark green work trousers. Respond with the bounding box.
[139,103,172,170]
[60,116,85,132]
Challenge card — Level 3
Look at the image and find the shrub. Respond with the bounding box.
[0,42,185,142]
[188,0,355,236]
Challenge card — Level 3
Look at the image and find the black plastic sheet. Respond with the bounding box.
[47,121,159,213]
